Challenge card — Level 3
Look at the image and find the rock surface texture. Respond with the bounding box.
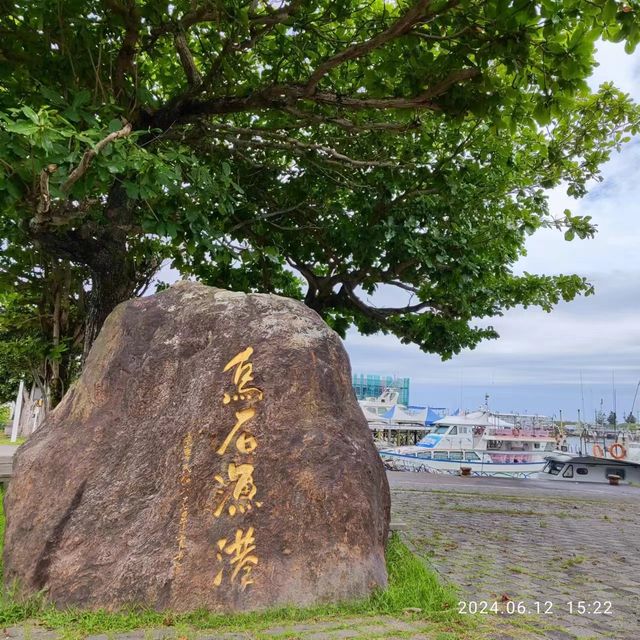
[4,283,390,612]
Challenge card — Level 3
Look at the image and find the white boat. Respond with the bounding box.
[359,389,429,431]
[539,452,640,484]
[379,409,559,478]
[359,388,397,428]
[570,432,640,462]
[359,388,400,417]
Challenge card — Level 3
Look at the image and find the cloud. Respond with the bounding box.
[591,41,640,98]
[520,140,640,276]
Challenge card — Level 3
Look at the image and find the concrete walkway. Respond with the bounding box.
[6,472,639,639]
[0,444,20,456]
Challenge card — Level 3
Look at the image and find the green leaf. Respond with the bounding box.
[3,122,39,135]
[108,119,123,133]
[20,106,39,123]
[123,182,139,199]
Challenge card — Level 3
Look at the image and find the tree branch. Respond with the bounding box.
[203,123,411,167]
[149,66,479,129]
[36,164,57,219]
[146,9,221,45]
[229,201,308,233]
[284,106,422,134]
[62,122,132,193]
[342,283,433,318]
[309,68,480,109]
[388,280,420,293]
[249,0,303,26]
[286,257,322,303]
[174,32,202,87]
[104,0,140,100]
[304,0,433,96]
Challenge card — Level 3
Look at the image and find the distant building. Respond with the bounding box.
[352,374,410,406]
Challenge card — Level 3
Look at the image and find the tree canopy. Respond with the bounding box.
[1,0,639,406]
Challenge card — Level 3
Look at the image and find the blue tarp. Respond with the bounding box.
[383,405,460,425]
[382,406,395,419]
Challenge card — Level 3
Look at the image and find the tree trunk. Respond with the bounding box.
[31,183,161,367]
[83,249,139,362]
[49,262,73,408]
[50,274,62,405]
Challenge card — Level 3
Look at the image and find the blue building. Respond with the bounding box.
[352,374,410,406]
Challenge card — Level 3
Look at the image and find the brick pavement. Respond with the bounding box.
[391,472,640,640]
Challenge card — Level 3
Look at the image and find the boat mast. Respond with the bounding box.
[630,379,640,423]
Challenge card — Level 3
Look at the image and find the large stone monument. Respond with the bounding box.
[3,283,390,611]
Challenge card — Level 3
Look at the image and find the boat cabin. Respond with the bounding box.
[540,453,640,484]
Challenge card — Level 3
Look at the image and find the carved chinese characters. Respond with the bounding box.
[213,347,263,590]
[173,347,263,591]
[174,432,194,573]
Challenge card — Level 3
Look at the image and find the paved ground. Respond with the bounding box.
[5,472,639,639]
[0,444,19,456]
[391,471,640,639]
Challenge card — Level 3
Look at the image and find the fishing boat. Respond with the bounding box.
[539,452,640,484]
[570,431,640,462]
[379,409,560,478]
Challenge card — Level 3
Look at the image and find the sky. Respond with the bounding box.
[345,42,640,420]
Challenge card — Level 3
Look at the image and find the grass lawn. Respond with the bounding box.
[0,488,480,639]
[0,435,25,446]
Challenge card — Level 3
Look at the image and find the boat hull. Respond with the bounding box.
[379,451,545,478]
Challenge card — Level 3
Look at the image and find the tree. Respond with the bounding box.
[0,247,86,408]
[607,411,617,426]
[1,0,640,383]
[625,412,637,424]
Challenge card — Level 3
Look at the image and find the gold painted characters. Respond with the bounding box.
[213,347,264,591]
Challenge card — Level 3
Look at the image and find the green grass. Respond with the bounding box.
[449,505,545,517]
[559,555,586,569]
[0,488,467,638]
[0,435,25,446]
